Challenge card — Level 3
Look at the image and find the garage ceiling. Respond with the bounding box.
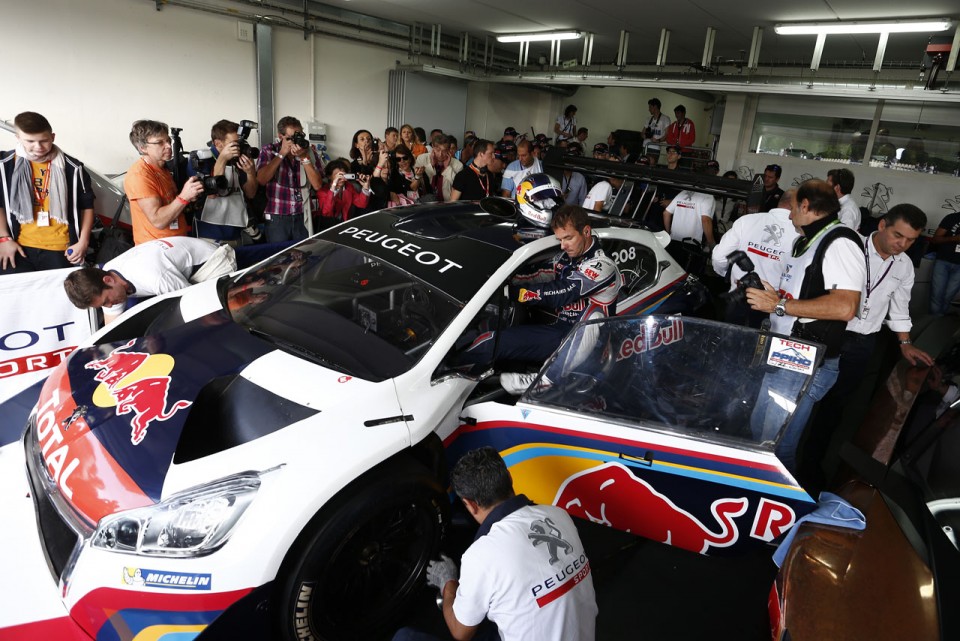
[326,0,957,67]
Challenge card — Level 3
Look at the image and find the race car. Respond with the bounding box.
[0,199,804,641]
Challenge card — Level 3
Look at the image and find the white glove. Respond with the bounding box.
[426,554,459,590]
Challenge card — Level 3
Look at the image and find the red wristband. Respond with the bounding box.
[176,196,190,205]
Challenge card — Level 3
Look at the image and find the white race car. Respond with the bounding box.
[2,200,814,641]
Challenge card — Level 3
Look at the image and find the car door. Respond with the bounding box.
[447,316,820,555]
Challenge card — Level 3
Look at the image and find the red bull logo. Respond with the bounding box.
[86,339,192,445]
[518,288,542,303]
[615,318,684,362]
[553,462,748,554]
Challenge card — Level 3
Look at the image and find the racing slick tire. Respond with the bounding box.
[274,461,447,641]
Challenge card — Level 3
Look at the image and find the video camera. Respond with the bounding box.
[721,250,764,304]
[189,149,230,197]
[233,120,259,165]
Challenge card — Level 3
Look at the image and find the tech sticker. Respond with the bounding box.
[766,337,817,375]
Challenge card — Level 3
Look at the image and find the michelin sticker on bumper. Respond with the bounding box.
[123,567,212,590]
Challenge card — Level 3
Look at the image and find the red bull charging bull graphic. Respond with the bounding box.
[86,339,192,445]
[554,462,749,554]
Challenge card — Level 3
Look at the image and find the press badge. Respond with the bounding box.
[36,210,50,226]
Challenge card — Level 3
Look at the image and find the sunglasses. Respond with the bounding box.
[396,156,409,161]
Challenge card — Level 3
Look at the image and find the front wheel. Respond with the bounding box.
[275,467,447,641]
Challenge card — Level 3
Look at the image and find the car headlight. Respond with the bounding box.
[91,473,260,557]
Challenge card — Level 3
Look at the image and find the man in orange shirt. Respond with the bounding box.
[0,111,95,273]
[124,120,204,245]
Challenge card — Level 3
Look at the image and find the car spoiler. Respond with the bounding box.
[542,149,765,217]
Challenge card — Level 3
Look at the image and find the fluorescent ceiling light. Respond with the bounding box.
[774,19,952,35]
[497,31,582,43]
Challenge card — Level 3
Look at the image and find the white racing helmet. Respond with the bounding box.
[515,173,564,228]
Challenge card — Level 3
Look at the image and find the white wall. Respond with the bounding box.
[0,0,258,174]
[0,0,398,173]
[570,87,712,151]
[465,83,560,142]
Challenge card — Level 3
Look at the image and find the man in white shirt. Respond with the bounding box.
[746,179,866,472]
[500,140,543,197]
[642,98,671,150]
[664,190,716,248]
[582,175,626,213]
[712,189,799,326]
[826,168,861,231]
[799,203,934,488]
[412,447,597,641]
[63,237,235,323]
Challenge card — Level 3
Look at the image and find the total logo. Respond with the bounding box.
[86,339,192,445]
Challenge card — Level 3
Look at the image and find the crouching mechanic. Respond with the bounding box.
[393,446,597,641]
[457,176,621,392]
[63,236,236,324]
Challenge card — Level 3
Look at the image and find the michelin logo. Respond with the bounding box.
[123,566,212,590]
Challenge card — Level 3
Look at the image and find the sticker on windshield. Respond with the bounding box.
[766,337,816,375]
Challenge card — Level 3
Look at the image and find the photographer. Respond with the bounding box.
[318,159,371,226]
[125,120,204,245]
[193,119,259,243]
[256,116,323,243]
[711,189,798,327]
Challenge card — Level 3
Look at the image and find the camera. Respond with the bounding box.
[722,250,764,304]
[341,173,357,180]
[231,119,259,165]
[190,149,230,197]
[290,130,309,148]
[371,138,380,153]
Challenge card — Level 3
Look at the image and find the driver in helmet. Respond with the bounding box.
[457,173,622,393]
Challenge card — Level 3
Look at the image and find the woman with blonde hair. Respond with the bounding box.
[400,124,427,158]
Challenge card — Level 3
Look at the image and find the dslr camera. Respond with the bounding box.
[190,149,230,197]
[289,130,309,148]
[230,119,259,165]
[721,250,764,304]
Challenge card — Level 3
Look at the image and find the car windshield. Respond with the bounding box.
[227,239,463,382]
[523,315,822,448]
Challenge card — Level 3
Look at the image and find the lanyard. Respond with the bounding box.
[32,161,51,205]
[792,219,840,257]
[863,233,894,307]
[471,166,490,196]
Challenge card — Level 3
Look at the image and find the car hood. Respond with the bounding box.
[31,310,341,525]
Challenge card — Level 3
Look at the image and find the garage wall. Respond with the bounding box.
[570,87,712,152]
[0,0,259,174]
[0,0,399,173]
[465,83,561,143]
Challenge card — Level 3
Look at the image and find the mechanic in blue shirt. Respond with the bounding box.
[455,174,621,393]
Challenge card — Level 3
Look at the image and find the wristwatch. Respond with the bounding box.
[899,339,912,345]
[774,298,788,317]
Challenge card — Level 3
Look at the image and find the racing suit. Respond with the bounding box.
[459,237,621,367]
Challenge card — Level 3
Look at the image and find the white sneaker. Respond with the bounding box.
[500,372,543,395]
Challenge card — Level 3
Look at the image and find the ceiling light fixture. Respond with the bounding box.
[496,31,582,43]
[774,19,952,36]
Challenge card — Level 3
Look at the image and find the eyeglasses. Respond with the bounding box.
[145,138,172,146]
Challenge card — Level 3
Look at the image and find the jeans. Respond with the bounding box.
[0,246,72,274]
[264,214,308,244]
[930,259,960,315]
[776,356,840,473]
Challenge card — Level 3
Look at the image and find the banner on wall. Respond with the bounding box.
[0,268,96,403]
